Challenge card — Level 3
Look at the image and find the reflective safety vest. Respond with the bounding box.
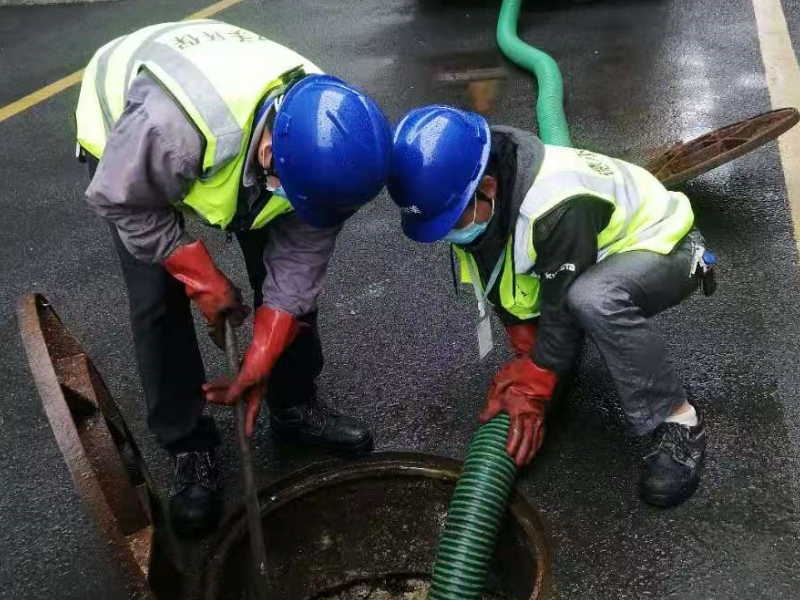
[76,20,322,230]
[453,145,694,320]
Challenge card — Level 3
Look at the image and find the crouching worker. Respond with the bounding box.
[387,105,714,507]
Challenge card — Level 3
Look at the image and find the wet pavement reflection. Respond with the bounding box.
[2,0,800,598]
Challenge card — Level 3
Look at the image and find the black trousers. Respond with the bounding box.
[89,161,323,453]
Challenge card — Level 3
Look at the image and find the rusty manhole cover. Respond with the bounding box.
[647,107,799,187]
[18,296,553,600]
[17,293,180,599]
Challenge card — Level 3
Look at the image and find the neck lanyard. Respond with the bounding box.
[465,248,505,316]
[463,247,505,358]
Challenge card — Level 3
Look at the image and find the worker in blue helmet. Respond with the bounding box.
[389,105,713,508]
[77,21,391,536]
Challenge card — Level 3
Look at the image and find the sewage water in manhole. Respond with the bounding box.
[313,576,506,600]
[204,454,552,600]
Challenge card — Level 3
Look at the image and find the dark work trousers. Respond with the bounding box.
[565,229,704,436]
[235,229,324,414]
[88,159,324,454]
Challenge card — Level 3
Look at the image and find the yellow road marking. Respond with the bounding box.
[186,0,247,20]
[0,70,84,123]
[752,0,800,253]
[0,0,248,124]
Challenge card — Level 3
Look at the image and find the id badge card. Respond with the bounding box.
[466,250,503,360]
[477,311,494,359]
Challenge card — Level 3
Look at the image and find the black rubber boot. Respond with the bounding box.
[270,399,374,455]
[640,408,706,508]
[169,450,222,537]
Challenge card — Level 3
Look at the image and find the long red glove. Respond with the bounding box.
[505,323,538,356]
[480,323,557,466]
[162,240,248,346]
[204,306,300,437]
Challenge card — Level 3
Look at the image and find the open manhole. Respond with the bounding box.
[204,453,552,600]
[19,294,552,600]
[313,575,504,599]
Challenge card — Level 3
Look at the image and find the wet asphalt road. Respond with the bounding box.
[2,0,800,598]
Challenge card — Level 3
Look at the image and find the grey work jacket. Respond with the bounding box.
[85,74,340,316]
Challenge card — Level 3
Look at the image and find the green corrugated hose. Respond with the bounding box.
[497,0,572,147]
[428,414,516,600]
[428,2,572,599]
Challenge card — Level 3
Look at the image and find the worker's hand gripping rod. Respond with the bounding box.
[225,319,269,600]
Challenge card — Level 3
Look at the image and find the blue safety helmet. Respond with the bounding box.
[388,105,491,243]
[271,74,392,228]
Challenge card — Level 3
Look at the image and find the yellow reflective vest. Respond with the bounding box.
[453,145,694,320]
[76,20,322,230]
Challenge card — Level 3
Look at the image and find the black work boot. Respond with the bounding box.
[640,409,706,508]
[169,450,222,537]
[270,399,374,455]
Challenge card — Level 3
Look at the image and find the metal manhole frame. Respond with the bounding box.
[203,452,554,600]
[17,292,170,599]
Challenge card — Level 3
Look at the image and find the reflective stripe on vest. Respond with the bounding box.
[453,145,692,321]
[76,21,321,229]
[515,146,694,271]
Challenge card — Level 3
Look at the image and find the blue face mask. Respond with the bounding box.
[265,173,286,197]
[442,221,489,245]
[442,193,494,245]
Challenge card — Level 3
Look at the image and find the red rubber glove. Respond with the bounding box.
[505,323,538,356]
[163,240,249,346]
[480,323,557,466]
[204,306,300,437]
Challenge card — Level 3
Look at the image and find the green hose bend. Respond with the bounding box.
[428,2,571,599]
[496,0,572,147]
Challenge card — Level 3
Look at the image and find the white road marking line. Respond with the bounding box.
[753,0,800,254]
